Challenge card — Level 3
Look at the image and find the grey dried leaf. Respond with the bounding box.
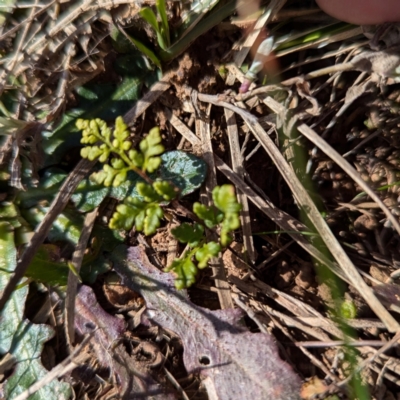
[351,48,400,81]
[111,245,302,400]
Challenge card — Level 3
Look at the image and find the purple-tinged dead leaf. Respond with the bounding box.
[111,245,302,400]
[75,285,126,366]
[75,285,177,400]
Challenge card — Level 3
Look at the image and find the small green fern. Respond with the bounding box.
[77,116,242,289]
[166,185,241,289]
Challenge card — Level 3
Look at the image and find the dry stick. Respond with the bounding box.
[296,122,400,235]
[261,304,337,342]
[240,97,399,333]
[331,330,400,392]
[234,0,287,67]
[196,105,234,310]
[196,92,258,125]
[0,158,95,312]
[65,208,98,347]
[262,302,340,382]
[13,333,93,400]
[295,341,386,348]
[124,73,172,125]
[291,317,386,331]
[224,109,256,264]
[232,293,269,334]
[163,367,190,400]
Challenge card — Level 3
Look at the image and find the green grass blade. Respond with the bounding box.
[139,7,160,34]
[122,33,161,68]
[156,0,170,47]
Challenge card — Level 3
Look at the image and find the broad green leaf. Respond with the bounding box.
[25,244,70,286]
[21,206,121,282]
[154,150,207,197]
[0,222,26,351]
[23,206,82,245]
[3,321,71,400]
[0,202,21,227]
[22,205,122,249]
[0,0,15,26]
[25,243,110,285]
[43,52,159,166]
[0,222,71,399]
[171,222,204,246]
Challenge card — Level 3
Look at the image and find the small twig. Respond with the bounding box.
[327,330,400,393]
[124,74,172,126]
[262,302,340,383]
[164,367,190,400]
[196,104,234,309]
[225,108,256,264]
[65,207,98,347]
[234,0,287,67]
[196,91,258,125]
[294,340,387,348]
[232,292,269,333]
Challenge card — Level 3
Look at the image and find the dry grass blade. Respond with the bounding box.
[124,74,172,125]
[330,330,400,393]
[196,105,234,309]
[296,122,400,235]
[262,301,339,382]
[0,0,56,41]
[224,108,256,264]
[234,0,287,67]
[241,101,399,332]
